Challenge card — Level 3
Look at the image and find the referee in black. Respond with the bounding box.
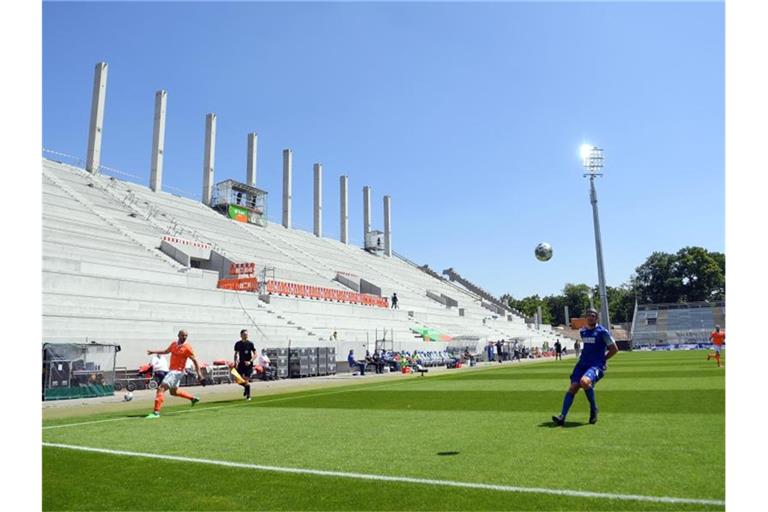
[234,329,256,400]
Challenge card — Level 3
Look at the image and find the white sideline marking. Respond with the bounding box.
[43,442,724,507]
[42,384,379,430]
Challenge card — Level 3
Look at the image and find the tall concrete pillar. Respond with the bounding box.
[339,176,349,244]
[363,186,372,239]
[86,62,109,174]
[282,149,293,228]
[313,163,323,237]
[564,305,570,326]
[202,113,216,206]
[383,195,392,256]
[149,90,167,192]
[537,305,543,329]
[247,133,257,187]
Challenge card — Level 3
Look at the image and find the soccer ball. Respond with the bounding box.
[534,242,553,262]
[123,392,133,402]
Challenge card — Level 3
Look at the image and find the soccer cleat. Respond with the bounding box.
[589,408,599,424]
[246,397,251,401]
[191,397,200,407]
[552,414,565,426]
[145,412,160,419]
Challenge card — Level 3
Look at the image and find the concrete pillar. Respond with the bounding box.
[86,62,108,174]
[282,149,292,228]
[537,305,543,329]
[564,305,570,326]
[202,113,216,206]
[383,195,392,256]
[339,176,349,244]
[363,186,372,239]
[149,90,167,192]
[313,163,323,237]
[247,133,257,187]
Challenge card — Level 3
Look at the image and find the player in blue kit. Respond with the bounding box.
[552,308,618,426]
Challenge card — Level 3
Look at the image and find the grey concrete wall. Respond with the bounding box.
[363,186,371,239]
[313,163,323,237]
[282,149,292,228]
[247,133,257,187]
[86,62,108,174]
[383,195,392,256]
[339,175,348,244]
[202,113,217,206]
[150,90,167,192]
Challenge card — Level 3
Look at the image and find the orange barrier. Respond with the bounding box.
[228,262,256,276]
[217,277,258,291]
[265,280,389,308]
[217,277,388,308]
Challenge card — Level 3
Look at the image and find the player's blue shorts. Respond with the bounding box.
[570,362,605,386]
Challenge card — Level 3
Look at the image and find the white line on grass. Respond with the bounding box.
[43,442,724,507]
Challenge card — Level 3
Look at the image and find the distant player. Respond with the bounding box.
[552,308,618,426]
[554,339,563,361]
[234,329,256,400]
[145,330,203,419]
[707,325,725,368]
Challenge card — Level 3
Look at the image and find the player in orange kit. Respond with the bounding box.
[145,330,204,418]
[707,325,725,368]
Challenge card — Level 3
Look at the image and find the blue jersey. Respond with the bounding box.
[578,324,616,368]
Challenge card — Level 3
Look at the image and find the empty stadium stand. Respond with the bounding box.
[43,158,557,368]
[630,302,725,347]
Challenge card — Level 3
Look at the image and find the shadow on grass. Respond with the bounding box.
[537,421,588,429]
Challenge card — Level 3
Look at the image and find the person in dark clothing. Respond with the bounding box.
[496,340,504,363]
[234,329,257,400]
[372,350,384,374]
[391,293,399,309]
[554,339,563,360]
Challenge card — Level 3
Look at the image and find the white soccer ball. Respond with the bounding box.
[535,242,553,262]
[123,392,134,402]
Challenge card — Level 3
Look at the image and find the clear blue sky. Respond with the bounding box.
[42,0,724,299]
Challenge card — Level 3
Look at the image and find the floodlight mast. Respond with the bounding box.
[581,145,611,333]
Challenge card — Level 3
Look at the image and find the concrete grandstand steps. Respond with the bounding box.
[43,167,183,272]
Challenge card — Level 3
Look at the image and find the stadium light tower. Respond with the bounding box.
[580,144,611,333]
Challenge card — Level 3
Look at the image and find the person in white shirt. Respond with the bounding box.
[150,353,169,385]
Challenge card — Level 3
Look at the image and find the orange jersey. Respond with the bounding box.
[710,331,725,346]
[166,341,196,371]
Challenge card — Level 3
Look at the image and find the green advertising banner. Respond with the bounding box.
[228,204,248,223]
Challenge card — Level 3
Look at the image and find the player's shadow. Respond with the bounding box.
[537,421,588,429]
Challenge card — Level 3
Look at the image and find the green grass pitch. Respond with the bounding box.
[43,350,724,511]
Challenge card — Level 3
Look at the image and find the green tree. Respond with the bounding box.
[632,247,724,303]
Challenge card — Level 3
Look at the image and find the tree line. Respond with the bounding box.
[501,246,725,326]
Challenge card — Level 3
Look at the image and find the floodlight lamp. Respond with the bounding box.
[580,144,593,161]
